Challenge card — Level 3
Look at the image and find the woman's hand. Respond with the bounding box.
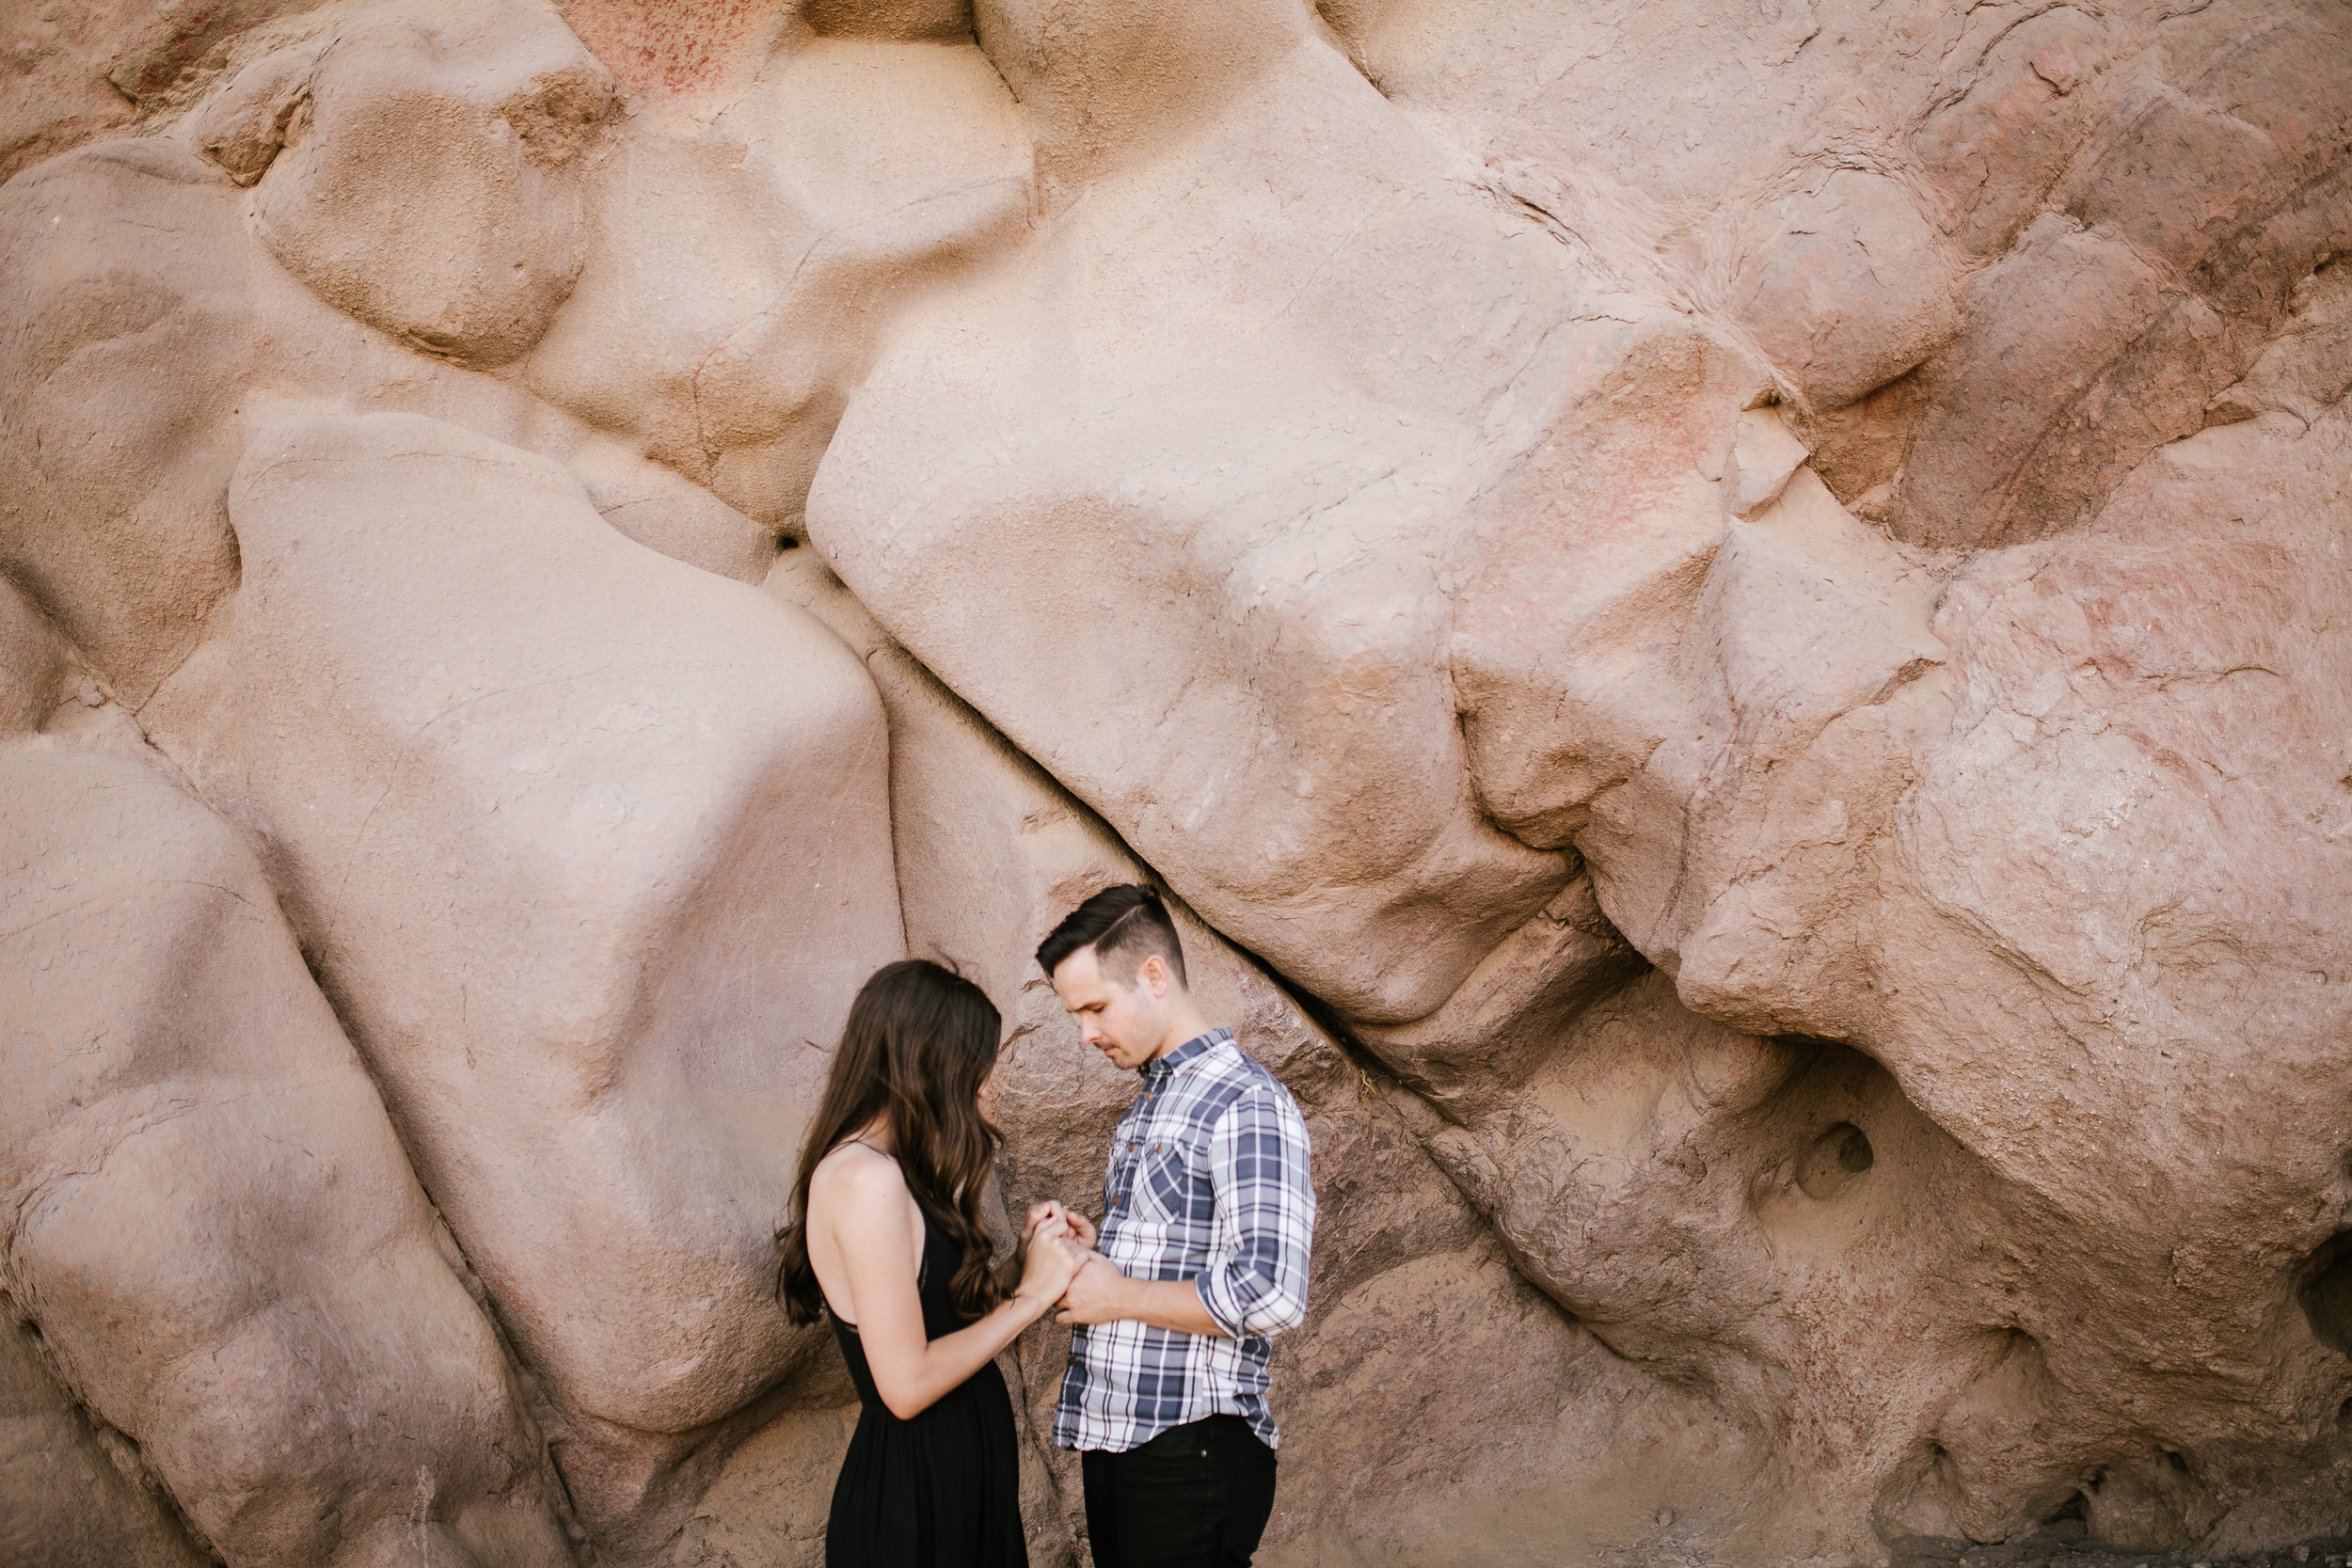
[1017,1229,1085,1308]
[1023,1200,1072,1250]
[1021,1200,1096,1251]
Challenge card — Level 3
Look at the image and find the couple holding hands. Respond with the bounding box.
[778,885,1319,1568]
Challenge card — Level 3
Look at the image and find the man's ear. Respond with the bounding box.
[1136,953,1169,998]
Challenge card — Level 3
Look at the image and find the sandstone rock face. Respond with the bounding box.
[525,14,1029,533]
[0,1314,211,1568]
[158,408,903,1545]
[3,1,2350,1565]
[0,741,572,1567]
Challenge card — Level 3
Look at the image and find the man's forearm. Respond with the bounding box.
[1104,1273,1228,1338]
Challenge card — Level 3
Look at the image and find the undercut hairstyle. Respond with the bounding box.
[776,959,1007,1326]
[1035,882,1188,990]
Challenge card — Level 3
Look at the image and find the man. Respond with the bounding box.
[1033,883,1317,1568]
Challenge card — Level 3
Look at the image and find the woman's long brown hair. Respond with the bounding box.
[777,959,1007,1325]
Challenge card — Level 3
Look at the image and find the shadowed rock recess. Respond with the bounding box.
[1,0,2347,1563]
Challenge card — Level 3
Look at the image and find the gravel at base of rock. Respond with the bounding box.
[1892,1535,2352,1568]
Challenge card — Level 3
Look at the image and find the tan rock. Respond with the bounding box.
[4,0,2352,1561]
[0,740,572,1568]
[0,1315,211,1568]
[809,4,1774,1023]
[201,0,618,366]
[527,24,1029,533]
[162,408,901,1539]
[0,576,74,736]
[0,139,269,701]
[0,105,780,705]
[762,545,1692,1565]
[0,2,143,181]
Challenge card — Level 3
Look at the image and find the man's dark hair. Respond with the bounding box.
[1036,883,1188,989]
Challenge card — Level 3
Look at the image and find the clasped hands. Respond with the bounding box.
[1016,1200,1126,1326]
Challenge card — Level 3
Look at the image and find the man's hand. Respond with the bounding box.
[1055,1255,1226,1338]
[1054,1254,1132,1325]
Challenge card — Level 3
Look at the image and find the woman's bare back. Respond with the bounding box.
[805,1136,926,1328]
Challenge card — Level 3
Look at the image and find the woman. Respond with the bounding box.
[779,959,1083,1567]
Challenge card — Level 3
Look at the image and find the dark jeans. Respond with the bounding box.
[1080,1416,1278,1568]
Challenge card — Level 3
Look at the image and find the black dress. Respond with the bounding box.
[827,1204,1027,1567]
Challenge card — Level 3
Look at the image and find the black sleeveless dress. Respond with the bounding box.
[827,1205,1027,1567]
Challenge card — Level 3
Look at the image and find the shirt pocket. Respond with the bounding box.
[1134,1140,1210,1229]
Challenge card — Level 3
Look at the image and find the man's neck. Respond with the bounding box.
[1149,1002,1216,1064]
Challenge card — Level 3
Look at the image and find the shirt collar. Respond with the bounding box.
[1140,1026,1232,1085]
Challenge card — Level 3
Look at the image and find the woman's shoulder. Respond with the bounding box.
[810,1139,910,1209]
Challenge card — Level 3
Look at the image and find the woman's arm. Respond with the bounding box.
[827,1158,1081,1419]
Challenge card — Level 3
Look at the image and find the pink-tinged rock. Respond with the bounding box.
[168,410,901,1522]
[1896,214,2181,549]
[1730,170,1961,411]
[0,740,573,1568]
[1910,8,2115,258]
[2,0,2350,1560]
[2060,84,2286,275]
[1565,404,2352,1553]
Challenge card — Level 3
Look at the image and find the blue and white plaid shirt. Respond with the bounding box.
[1055,1027,1316,1452]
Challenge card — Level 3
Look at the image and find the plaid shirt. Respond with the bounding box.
[1055,1028,1316,1452]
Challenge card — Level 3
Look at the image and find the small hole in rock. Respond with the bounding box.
[2296,1231,2352,1355]
[1797,1122,1874,1199]
[2163,1448,2190,1474]
[2042,1491,2089,1538]
[777,536,801,550]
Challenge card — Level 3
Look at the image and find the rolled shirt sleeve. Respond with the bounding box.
[1193,1085,1316,1338]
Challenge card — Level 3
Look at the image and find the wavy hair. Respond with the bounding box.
[777,959,1006,1325]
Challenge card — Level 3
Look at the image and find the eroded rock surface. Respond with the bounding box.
[3,0,2350,1564]
[0,741,573,1568]
[156,408,903,1545]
